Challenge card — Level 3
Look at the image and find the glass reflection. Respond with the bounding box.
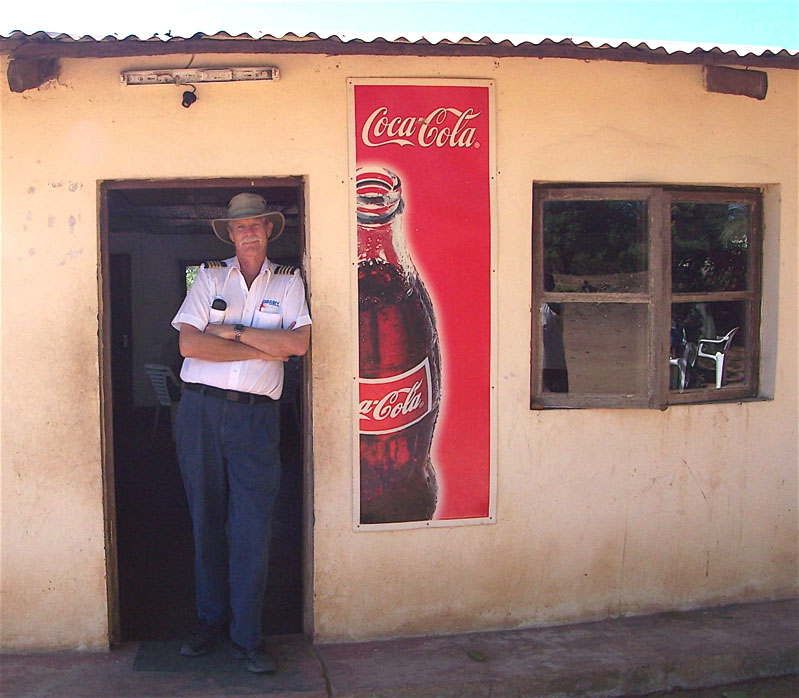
[541,273,568,392]
[672,203,749,292]
[543,200,648,293]
[542,303,648,395]
[669,301,745,391]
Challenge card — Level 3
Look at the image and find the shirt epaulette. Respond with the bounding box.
[202,260,228,269]
[274,264,298,275]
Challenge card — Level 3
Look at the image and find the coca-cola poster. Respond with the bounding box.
[349,79,496,528]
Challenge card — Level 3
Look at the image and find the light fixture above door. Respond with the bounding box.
[120,66,280,86]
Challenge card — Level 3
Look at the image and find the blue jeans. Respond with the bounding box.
[175,388,281,650]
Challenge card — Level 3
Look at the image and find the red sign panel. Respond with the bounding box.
[351,80,494,526]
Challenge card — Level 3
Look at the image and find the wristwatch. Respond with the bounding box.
[233,323,244,342]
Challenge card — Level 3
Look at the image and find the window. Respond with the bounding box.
[184,264,200,293]
[531,185,761,408]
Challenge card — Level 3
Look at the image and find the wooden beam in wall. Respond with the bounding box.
[7,57,59,92]
[703,65,768,100]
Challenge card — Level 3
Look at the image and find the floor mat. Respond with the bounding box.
[133,638,249,672]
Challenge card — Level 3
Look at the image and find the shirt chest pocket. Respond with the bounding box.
[208,297,228,325]
[254,306,282,329]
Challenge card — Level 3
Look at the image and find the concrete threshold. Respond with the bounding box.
[1,598,797,697]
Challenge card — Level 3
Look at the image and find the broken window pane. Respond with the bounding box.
[541,303,649,395]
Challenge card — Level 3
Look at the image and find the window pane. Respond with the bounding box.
[672,203,749,292]
[185,265,199,293]
[540,303,648,395]
[543,200,648,293]
[669,301,746,391]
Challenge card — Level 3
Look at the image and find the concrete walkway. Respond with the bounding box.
[2,599,797,697]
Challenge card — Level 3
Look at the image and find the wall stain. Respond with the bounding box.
[48,215,55,228]
[684,461,708,504]
[27,186,36,195]
[68,215,77,235]
[617,521,629,613]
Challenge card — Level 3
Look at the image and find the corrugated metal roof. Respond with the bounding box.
[1,30,796,68]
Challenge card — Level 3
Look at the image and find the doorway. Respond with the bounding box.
[100,179,309,642]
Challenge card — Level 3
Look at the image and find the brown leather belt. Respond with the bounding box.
[183,382,275,405]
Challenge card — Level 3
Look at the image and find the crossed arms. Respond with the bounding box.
[178,322,310,363]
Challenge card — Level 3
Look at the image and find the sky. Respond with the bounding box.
[1,1,797,51]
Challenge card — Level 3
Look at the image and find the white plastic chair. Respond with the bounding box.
[144,363,181,438]
[669,326,697,392]
[669,355,688,392]
[696,327,739,389]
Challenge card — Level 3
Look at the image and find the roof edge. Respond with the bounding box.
[1,33,797,69]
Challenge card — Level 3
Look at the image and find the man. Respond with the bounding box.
[171,193,311,673]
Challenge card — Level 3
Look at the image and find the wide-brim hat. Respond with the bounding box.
[212,193,285,244]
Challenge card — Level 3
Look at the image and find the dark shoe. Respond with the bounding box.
[231,642,277,674]
[180,621,225,656]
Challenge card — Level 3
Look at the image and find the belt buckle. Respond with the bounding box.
[225,390,240,403]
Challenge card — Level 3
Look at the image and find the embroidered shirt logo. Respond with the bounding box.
[259,299,280,312]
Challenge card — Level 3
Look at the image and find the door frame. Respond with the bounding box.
[98,176,312,643]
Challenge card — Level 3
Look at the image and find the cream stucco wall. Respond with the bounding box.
[1,50,796,650]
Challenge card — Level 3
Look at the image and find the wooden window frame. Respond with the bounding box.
[531,184,762,410]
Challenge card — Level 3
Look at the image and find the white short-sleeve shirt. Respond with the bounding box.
[172,256,311,398]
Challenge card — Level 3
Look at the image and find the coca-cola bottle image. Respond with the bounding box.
[357,167,440,524]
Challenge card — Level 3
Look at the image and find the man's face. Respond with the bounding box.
[227,217,272,256]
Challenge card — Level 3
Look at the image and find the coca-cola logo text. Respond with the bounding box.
[361,380,423,421]
[362,106,481,149]
[359,358,432,434]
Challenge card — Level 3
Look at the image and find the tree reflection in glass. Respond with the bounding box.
[672,203,749,293]
[543,200,648,293]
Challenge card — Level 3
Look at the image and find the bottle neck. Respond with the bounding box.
[357,216,417,278]
[358,219,398,262]
[356,167,413,271]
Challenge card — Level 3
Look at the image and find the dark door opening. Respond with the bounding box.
[104,181,307,641]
